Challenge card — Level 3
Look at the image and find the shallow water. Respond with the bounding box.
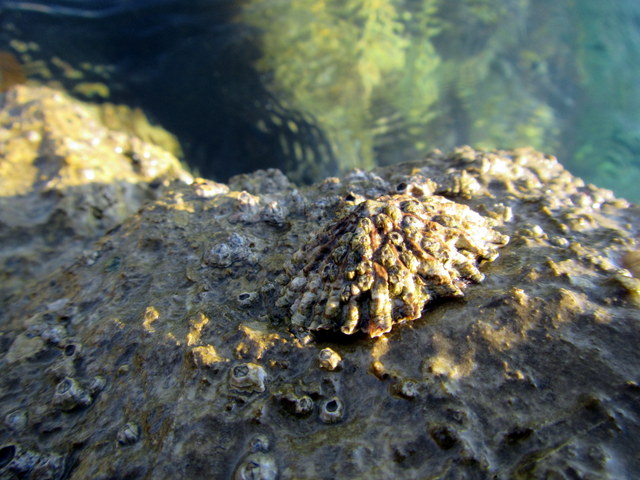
[1,0,639,200]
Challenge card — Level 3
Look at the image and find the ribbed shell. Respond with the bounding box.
[276,194,509,337]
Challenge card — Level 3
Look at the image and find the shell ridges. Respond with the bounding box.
[277,194,509,337]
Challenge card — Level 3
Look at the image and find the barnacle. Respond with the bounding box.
[319,396,345,424]
[277,194,508,337]
[52,377,93,411]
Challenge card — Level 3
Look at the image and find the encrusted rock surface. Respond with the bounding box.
[0,85,192,303]
[1,86,640,479]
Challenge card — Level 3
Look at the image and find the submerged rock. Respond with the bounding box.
[1,87,640,479]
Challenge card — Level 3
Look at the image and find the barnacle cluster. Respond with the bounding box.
[277,194,509,337]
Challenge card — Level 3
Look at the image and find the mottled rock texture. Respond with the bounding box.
[0,85,191,303]
[1,86,640,479]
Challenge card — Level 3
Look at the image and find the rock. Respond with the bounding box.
[0,85,192,303]
[1,87,639,478]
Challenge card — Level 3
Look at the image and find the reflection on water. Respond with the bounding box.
[1,0,639,199]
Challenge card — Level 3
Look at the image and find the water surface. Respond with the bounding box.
[1,0,639,200]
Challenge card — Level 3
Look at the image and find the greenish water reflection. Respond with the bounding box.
[1,0,638,201]
[240,0,640,200]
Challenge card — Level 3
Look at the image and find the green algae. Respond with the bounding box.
[240,0,441,172]
[239,0,640,200]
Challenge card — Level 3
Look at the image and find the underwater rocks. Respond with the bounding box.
[276,194,508,337]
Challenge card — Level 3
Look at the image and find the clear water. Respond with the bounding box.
[1,0,639,200]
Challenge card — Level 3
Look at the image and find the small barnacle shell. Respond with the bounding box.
[278,392,314,417]
[249,435,271,453]
[318,348,342,371]
[237,292,259,308]
[3,410,28,432]
[319,396,345,424]
[229,363,267,393]
[394,379,420,399]
[52,377,93,412]
[117,422,141,446]
[233,452,278,480]
[276,194,508,337]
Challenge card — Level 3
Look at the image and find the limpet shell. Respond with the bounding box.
[277,194,508,337]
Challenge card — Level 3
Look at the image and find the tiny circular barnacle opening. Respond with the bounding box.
[319,396,345,424]
[56,378,72,394]
[234,365,249,378]
[325,400,338,412]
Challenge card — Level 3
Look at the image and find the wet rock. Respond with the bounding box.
[0,445,65,480]
[4,333,45,364]
[0,445,40,476]
[622,249,640,277]
[0,85,192,302]
[87,375,107,396]
[190,345,227,368]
